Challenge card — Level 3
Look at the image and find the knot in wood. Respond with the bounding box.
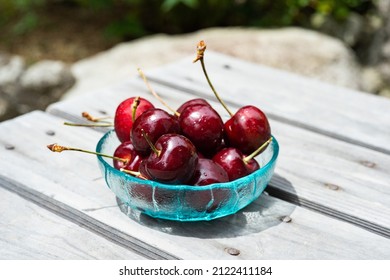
[359,160,376,168]
[324,183,340,191]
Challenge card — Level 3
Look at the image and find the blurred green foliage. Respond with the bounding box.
[0,0,375,39]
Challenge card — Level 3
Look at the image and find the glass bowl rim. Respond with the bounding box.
[96,129,279,191]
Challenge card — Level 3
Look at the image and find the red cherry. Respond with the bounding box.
[190,158,229,186]
[185,159,230,212]
[177,98,211,115]
[193,40,271,155]
[212,136,272,181]
[112,141,144,172]
[114,97,154,143]
[131,108,180,155]
[179,104,224,157]
[212,147,256,181]
[142,134,198,184]
[224,105,271,155]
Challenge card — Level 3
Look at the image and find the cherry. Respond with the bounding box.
[131,108,180,155]
[113,141,144,172]
[114,96,154,143]
[212,137,272,181]
[179,104,224,157]
[212,147,252,181]
[224,105,271,154]
[177,98,211,115]
[190,158,229,186]
[142,133,198,184]
[185,159,230,212]
[193,40,271,155]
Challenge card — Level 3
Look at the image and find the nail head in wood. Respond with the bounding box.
[46,130,56,136]
[4,144,15,150]
[225,247,240,256]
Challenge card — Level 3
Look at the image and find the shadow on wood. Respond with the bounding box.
[116,173,297,239]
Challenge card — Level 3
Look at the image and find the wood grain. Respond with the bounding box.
[47,78,390,237]
[0,111,389,259]
[0,187,146,260]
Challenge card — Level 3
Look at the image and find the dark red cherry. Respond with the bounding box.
[212,147,259,181]
[114,97,154,143]
[179,104,224,157]
[113,141,144,172]
[142,134,198,184]
[224,105,271,155]
[186,159,230,212]
[177,98,211,115]
[190,158,229,186]
[131,108,180,155]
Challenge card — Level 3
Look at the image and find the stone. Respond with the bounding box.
[0,96,8,116]
[20,60,75,95]
[0,53,25,97]
[18,60,75,112]
[63,27,362,99]
[0,53,26,121]
[379,63,390,84]
[360,67,385,94]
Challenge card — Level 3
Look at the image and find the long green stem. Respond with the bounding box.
[120,168,148,180]
[82,112,112,123]
[64,122,113,127]
[199,57,233,117]
[138,68,179,117]
[141,129,161,157]
[131,96,140,123]
[243,137,273,163]
[47,144,128,163]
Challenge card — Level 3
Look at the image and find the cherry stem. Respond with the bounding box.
[47,143,128,163]
[82,112,112,123]
[63,122,113,127]
[194,40,234,117]
[243,137,273,163]
[137,68,179,117]
[141,129,161,157]
[131,96,141,123]
[120,168,148,180]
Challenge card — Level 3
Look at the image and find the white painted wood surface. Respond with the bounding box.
[47,77,390,237]
[2,52,390,259]
[0,111,389,259]
[0,187,146,260]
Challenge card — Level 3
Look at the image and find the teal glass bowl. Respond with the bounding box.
[96,130,279,222]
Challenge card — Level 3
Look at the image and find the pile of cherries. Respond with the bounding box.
[112,92,271,187]
[112,41,271,187]
[48,41,272,211]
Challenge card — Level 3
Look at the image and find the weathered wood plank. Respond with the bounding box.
[0,111,389,259]
[47,78,390,236]
[145,52,390,155]
[269,121,390,237]
[0,187,146,260]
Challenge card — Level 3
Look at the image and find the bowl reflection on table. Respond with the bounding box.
[96,130,279,222]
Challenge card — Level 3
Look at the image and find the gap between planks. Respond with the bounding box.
[0,174,179,260]
[266,186,390,239]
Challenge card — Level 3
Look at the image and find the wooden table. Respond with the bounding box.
[1,52,390,260]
